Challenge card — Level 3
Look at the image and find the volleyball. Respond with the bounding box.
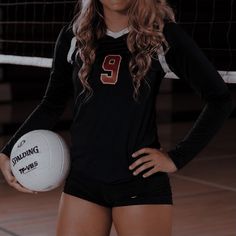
[10,130,70,192]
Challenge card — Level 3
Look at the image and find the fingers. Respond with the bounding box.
[129,154,154,170]
[129,146,177,176]
[142,165,161,178]
[1,160,37,194]
[4,166,16,183]
[9,179,37,194]
[1,160,16,184]
[132,147,156,157]
[129,153,161,177]
[131,161,155,176]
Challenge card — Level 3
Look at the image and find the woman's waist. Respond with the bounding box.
[66,164,169,186]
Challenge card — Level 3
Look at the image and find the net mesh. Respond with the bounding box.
[0,0,76,67]
[169,0,236,83]
[0,0,235,83]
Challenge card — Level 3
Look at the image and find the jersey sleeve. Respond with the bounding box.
[0,24,74,158]
[161,21,235,170]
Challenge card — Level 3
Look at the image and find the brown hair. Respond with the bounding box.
[71,0,176,103]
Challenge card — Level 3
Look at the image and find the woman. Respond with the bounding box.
[0,0,234,235]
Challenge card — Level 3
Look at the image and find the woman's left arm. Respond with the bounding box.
[161,21,235,170]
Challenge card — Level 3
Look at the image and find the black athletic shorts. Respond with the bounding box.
[63,171,173,208]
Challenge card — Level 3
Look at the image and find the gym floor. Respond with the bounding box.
[0,87,235,236]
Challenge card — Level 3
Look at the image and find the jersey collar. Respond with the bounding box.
[106,27,130,39]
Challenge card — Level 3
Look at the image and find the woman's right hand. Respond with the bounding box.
[0,153,37,194]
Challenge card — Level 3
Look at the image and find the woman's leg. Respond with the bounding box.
[112,204,173,236]
[56,192,113,236]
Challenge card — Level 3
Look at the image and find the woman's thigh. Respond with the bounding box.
[56,192,113,236]
[112,204,173,236]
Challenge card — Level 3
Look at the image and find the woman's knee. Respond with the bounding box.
[56,192,113,236]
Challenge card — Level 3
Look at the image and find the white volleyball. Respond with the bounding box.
[10,130,70,192]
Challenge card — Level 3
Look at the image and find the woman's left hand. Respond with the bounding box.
[129,147,178,178]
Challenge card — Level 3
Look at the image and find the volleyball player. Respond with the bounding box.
[0,0,234,235]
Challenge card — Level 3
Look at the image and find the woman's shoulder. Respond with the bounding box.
[162,19,191,48]
[59,22,75,40]
[163,19,180,36]
[61,22,77,65]
[53,22,77,65]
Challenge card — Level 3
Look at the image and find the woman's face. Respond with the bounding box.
[99,0,133,13]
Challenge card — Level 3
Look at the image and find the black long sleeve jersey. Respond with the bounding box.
[1,21,234,184]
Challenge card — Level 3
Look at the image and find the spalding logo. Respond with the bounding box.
[17,140,26,148]
[12,146,39,167]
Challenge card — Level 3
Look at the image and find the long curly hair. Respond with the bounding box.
[70,0,176,103]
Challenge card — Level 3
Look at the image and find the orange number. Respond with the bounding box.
[100,55,122,85]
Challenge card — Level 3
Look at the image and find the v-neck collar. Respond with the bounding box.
[106,27,130,39]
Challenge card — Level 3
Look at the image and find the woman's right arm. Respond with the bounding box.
[0,24,74,158]
[0,24,75,193]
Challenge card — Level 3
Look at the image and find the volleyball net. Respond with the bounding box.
[0,0,235,83]
[0,1,76,68]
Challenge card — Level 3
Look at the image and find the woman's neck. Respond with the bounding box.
[103,7,129,32]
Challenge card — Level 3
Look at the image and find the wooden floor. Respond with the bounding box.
[0,101,235,235]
